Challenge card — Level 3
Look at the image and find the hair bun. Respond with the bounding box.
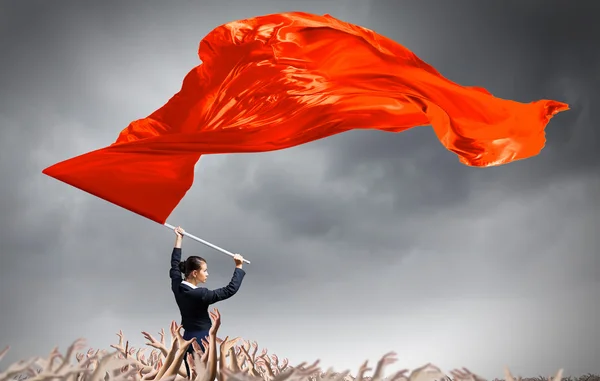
[178,261,186,273]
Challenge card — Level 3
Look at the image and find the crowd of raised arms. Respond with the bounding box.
[0,227,570,381]
[0,312,569,381]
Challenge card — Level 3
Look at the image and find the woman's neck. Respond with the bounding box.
[185,278,199,286]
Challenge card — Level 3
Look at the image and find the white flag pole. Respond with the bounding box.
[164,223,251,264]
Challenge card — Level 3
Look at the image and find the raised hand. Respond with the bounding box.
[29,339,98,381]
[58,338,87,372]
[504,366,530,381]
[141,331,163,350]
[153,322,180,381]
[142,328,168,360]
[259,347,268,359]
[279,357,290,372]
[110,330,127,355]
[190,341,205,359]
[202,312,221,381]
[187,353,199,380]
[169,321,179,343]
[283,360,321,380]
[408,363,447,381]
[356,360,373,381]
[270,354,279,368]
[255,356,275,380]
[318,368,351,381]
[238,345,256,374]
[209,308,222,336]
[135,348,146,364]
[372,352,398,381]
[450,367,486,381]
[97,349,108,358]
[40,347,63,373]
[200,338,210,362]
[220,336,241,354]
[149,350,160,365]
[243,340,251,350]
[174,226,184,249]
[233,254,244,268]
[250,341,259,360]
[218,336,242,380]
[256,349,269,366]
[170,320,196,354]
[387,369,409,381]
[155,321,196,381]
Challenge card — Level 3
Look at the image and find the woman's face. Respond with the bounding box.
[193,262,209,283]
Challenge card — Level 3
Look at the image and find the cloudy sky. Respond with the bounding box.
[0,1,598,379]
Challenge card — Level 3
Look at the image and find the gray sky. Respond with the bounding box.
[0,1,598,379]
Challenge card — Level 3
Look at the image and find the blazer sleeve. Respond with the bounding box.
[191,268,246,304]
[170,247,183,292]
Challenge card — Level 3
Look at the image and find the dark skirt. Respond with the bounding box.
[182,329,209,378]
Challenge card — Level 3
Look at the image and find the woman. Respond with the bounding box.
[169,226,246,377]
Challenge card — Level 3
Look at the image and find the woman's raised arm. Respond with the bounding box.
[169,226,185,292]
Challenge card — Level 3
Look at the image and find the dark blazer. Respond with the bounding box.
[170,247,246,331]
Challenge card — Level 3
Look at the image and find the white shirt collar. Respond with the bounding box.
[181,280,198,289]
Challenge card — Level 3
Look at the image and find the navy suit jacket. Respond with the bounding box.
[170,247,246,331]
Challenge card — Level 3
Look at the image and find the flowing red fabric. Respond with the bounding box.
[43,12,569,224]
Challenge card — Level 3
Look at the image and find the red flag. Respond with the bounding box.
[43,12,568,224]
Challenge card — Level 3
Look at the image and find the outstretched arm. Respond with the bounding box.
[191,255,246,304]
[169,226,185,293]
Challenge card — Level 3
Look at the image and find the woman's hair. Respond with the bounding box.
[179,256,207,278]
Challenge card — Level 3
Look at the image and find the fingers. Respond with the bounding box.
[209,308,221,324]
[184,337,197,347]
[358,359,372,375]
[377,351,398,366]
[192,341,203,355]
[388,369,409,381]
[169,320,178,335]
[201,338,209,348]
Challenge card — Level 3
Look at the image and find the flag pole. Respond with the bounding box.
[164,223,251,264]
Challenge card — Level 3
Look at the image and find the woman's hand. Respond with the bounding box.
[174,226,184,248]
[233,254,244,269]
[174,226,185,238]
